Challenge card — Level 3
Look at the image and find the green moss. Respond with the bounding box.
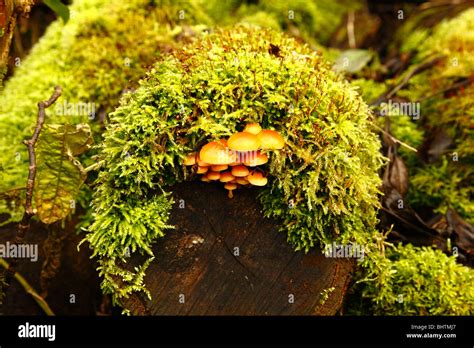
[350,78,385,104]
[349,243,474,315]
[200,0,362,46]
[393,8,474,223]
[0,0,211,224]
[408,158,474,224]
[85,27,384,304]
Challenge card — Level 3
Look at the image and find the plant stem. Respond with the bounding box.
[1,86,62,292]
[0,258,55,315]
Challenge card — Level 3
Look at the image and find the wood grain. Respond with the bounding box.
[123,181,354,316]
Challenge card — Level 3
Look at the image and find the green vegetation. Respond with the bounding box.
[395,8,474,223]
[85,26,384,305]
[0,0,211,225]
[349,243,474,315]
[198,0,361,46]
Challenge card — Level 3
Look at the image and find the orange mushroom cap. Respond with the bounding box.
[231,165,250,177]
[235,177,249,185]
[227,132,260,151]
[258,129,285,150]
[247,171,268,186]
[206,171,221,180]
[197,166,209,174]
[184,153,196,166]
[197,157,211,167]
[243,123,262,135]
[220,171,235,183]
[243,151,268,167]
[211,164,228,172]
[224,182,238,198]
[199,141,236,165]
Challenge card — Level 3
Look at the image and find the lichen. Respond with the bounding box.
[85,26,384,303]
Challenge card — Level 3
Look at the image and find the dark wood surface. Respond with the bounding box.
[123,181,354,315]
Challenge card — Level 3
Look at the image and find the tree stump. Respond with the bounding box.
[123,181,354,315]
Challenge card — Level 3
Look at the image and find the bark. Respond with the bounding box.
[123,181,354,316]
[0,0,34,78]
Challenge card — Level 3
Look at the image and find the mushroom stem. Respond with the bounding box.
[228,190,234,199]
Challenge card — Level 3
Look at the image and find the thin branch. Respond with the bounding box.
[370,55,444,106]
[84,160,104,173]
[347,11,356,49]
[372,122,418,152]
[417,78,471,102]
[1,86,62,292]
[0,258,55,315]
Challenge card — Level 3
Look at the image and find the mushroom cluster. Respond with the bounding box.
[184,123,284,198]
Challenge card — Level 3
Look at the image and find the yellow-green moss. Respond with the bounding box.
[394,8,474,223]
[0,0,211,223]
[199,0,362,46]
[85,27,384,303]
[349,243,474,315]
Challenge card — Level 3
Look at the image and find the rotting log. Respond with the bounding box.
[123,181,354,315]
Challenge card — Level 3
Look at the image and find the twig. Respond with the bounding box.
[1,86,62,290]
[370,55,444,106]
[0,258,55,315]
[84,160,104,173]
[372,122,418,152]
[417,78,471,102]
[347,11,356,49]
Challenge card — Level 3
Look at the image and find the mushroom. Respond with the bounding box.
[201,176,211,182]
[243,151,268,167]
[224,182,238,198]
[235,177,249,185]
[184,153,196,166]
[197,166,209,174]
[227,132,260,152]
[219,171,235,183]
[211,164,228,172]
[247,171,268,186]
[231,165,249,177]
[199,141,236,165]
[197,157,211,167]
[257,129,285,150]
[206,171,221,181]
[243,123,262,135]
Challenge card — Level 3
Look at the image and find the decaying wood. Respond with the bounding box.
[123,181,354,315]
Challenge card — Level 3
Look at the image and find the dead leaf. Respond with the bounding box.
[446,209,474,257]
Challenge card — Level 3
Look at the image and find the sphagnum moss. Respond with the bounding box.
[85,27,384,305]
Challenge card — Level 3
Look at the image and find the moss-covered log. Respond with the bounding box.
[84,26,383,307]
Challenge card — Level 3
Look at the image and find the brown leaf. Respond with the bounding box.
[446,208,474,257]
[389,155,409,197]
[419,127,452,163]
